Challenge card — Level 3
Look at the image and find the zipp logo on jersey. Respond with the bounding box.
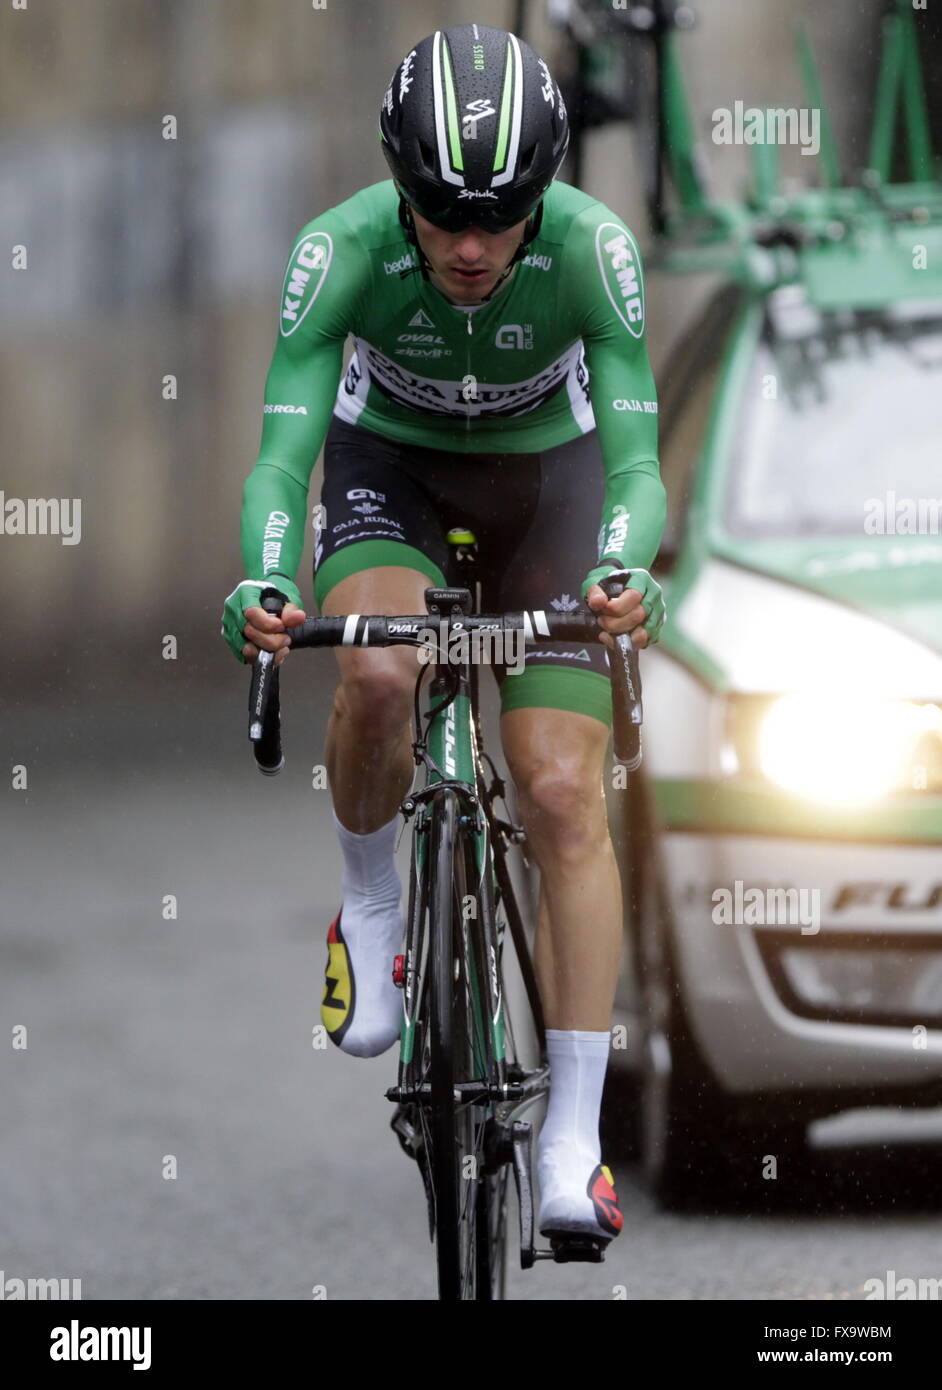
[280,232,333,337]
[595,223,644,338]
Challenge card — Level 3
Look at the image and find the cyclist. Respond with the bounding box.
[222,22,666,1248]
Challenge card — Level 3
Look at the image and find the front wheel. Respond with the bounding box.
[427,791,493,1299]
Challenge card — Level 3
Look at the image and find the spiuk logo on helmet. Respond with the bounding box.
[378,22,569,236]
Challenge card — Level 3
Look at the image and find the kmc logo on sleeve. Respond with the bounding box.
[280,231,333,337]
[595,222,645,338]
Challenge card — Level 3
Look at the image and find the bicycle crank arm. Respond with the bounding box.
[503,1120,536,1269]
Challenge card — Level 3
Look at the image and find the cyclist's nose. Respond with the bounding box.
[454,229,488,263]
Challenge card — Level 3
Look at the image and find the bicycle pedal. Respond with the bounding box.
[542,1232,608,1264]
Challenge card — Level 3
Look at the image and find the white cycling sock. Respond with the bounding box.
[537,1029,611,1228]
[330,810,404,1057]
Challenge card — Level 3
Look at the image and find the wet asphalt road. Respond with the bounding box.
[4,681,942,1302]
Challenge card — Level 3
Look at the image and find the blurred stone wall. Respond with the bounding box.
[1,0,926,675]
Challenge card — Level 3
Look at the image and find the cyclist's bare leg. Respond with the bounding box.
[501,703,624,1237]
[321,566,432,832]
[316,564,434,1057]
[500,706,622,1031]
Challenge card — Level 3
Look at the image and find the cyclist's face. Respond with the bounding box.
[411,209,528,304]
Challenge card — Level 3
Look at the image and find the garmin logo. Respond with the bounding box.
[264,403,308,414]
[384,253,416,275]
[596,223,644,337]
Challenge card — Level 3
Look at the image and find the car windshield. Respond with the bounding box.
[725,312,942,537]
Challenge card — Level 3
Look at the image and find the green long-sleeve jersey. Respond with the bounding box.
[241,178,665,595]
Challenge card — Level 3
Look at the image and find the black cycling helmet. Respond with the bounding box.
[379,23,569,235]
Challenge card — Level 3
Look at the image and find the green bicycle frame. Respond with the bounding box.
[399,652,506,1074]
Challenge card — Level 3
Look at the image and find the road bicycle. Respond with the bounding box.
[245,539,642,1300]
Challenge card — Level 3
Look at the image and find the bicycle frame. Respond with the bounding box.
[389,587,545,1263]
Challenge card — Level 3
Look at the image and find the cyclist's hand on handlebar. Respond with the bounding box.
[241,601,306,667]
[582,566,666,650]
[221,576,306,664]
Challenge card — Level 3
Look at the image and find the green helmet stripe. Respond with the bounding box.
[441,38,463,173]
[491,33,523,187]
[493,39,513,175]
[431,30,465,187]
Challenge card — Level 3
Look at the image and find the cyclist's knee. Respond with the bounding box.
[334,658,416,740]
[514,760,607,855]
[503,709,609,850]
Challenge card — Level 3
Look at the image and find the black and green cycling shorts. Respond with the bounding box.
[313,414,613,727]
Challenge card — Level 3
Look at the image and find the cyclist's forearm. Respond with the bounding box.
[240,460,310,585]
[595,459,667,573]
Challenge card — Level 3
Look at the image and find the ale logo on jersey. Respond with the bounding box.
[595,222,644,338]
[280,231,333,338]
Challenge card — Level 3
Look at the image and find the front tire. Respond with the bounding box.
[427,791,483,1299]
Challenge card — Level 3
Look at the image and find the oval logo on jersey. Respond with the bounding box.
[280,231,333,338]
[595,221,644,338]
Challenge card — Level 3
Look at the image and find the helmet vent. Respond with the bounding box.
[517,142,538,178]
[416,137,436,174]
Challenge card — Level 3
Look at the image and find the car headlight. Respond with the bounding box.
[725,694,942,803]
